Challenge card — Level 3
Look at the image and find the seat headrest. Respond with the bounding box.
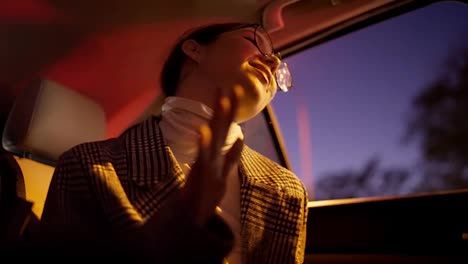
[2,80,106,165]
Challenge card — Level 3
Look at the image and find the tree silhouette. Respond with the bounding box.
[315,157,411,200]
[405,47,468,192]
[315,47,468,200]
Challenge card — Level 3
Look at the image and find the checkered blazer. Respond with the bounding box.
[40,116,308,263]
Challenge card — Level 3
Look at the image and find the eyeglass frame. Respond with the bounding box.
[226,23,293,92]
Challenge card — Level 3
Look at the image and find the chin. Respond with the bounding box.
[235,96,269,123]
[233,73,273,122]
[235,107,263,123]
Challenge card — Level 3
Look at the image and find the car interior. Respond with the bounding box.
[1,0,468,262]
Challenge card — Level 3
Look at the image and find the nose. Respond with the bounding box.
[261,54,281,74]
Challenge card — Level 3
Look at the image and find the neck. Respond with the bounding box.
[175,69,218,109]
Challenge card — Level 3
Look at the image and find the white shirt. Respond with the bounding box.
[159,96,243,263]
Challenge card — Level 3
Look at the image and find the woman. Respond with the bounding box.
[39,22,308,263]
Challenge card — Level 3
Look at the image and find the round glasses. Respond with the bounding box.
[252,25,293,92]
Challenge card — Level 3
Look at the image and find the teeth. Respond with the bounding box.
[254,69,268,84]
[250,62,270,84]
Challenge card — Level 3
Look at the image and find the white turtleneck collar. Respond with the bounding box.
[159,96,244,263]
[159,96,244,170]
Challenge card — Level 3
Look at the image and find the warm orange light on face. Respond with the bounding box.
[234,62,272,123]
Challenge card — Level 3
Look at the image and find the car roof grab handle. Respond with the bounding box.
[262,0,301,33]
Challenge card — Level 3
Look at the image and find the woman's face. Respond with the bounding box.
[191,26,281,123]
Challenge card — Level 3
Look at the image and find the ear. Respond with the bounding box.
[181,39,203,63]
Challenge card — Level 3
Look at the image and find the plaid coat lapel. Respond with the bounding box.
[122,117,307,263]
[120,116,187,223]
[124,116,173,187]
[239,146,308,264]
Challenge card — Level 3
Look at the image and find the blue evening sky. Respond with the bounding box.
[271,1,468,196]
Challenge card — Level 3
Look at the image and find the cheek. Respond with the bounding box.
[202,47,245,76]
[235,73,275,121]
[203,52,250,91]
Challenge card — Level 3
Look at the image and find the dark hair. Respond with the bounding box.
[160,22,250,96]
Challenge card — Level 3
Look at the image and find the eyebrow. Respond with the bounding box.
[241,27,269,41]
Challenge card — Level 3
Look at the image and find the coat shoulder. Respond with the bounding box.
[241,146,308,199]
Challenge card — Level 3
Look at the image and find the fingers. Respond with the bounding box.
[187,87,244,226]
[222,138,244,180]
[228,85,244,124]
[209,85,244,157]
[210,94,231,155]
[198,124,212,161]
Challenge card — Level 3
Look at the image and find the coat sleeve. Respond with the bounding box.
[39,148,234,263]
[294,185,309,264]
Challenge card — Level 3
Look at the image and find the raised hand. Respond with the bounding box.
[182,86,245,226]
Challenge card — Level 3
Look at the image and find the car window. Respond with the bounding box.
[271,1,468,200]
[241,109,287,167]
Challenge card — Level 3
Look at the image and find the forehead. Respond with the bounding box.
[221,25,269,39]
[220,26,255,36]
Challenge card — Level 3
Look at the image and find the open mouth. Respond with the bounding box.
[252,68,270,84]
[249,62,272,85]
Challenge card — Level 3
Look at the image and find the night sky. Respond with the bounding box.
[271,1,468,198]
